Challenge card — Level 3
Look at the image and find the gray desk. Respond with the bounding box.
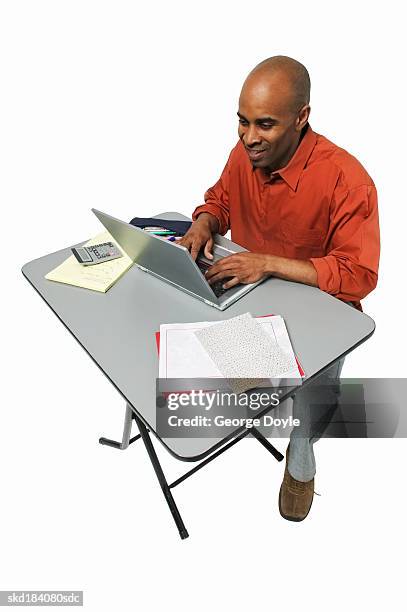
[22,212,375,539]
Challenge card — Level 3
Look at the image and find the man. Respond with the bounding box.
[178,56,380,521]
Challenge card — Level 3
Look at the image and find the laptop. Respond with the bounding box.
[92,209,264,310]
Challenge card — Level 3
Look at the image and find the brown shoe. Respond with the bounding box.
[278,447,315,522]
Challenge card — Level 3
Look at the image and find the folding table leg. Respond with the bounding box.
[133,412,189,540]
[250,427,284,461]
[99,403,142,450]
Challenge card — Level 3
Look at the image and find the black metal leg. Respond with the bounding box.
[250,427,284,461]
[170,428,251,489]
[133,412,189,540]
[99,404,285,539]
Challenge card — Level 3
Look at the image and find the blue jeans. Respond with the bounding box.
[288,357,345,481]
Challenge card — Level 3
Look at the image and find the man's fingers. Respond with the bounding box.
[204,237,214,260]
[206,260,237,280]
[207,254,240,273]
[206,270,236,284]
[176,236,190,247]
[190,240,204,260]
[176,226,213,261]
[176,235,203,260]
[222,276,240,289]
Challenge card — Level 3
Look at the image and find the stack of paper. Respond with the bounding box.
[45,231,133,293]
[158,313,304,392]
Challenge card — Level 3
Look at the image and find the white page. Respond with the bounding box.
[195,313,298,393]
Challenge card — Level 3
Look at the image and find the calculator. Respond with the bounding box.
[71,242,123,266]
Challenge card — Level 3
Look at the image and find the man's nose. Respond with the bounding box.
[244,124,261,147]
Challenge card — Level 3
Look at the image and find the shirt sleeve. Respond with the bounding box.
[191,147,235,235]
[310,180,380,305]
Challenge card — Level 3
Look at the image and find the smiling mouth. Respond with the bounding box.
[246,148,266,160]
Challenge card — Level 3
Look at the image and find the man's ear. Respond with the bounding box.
[295,104,311,131]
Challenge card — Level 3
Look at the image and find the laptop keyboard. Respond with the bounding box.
[197,260,233,298]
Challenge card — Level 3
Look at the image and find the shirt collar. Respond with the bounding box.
[258,124,317,191]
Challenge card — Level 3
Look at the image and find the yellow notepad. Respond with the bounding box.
[45,231,133,293]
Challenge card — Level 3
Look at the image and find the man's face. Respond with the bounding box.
[238,72,306,173]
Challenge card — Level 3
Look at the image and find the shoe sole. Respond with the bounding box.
[278,486,314,522]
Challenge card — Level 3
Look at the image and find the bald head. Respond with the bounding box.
[243,55,310,114]
[237,56,311,173]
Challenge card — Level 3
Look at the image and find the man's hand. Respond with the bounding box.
[205,252,269,289]
[206,251,318,289]
[177,213,219,261]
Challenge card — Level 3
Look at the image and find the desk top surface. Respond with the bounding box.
[22,212,375,460]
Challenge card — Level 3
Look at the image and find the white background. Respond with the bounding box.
[1,1,406,610]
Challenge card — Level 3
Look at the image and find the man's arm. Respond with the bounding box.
[309,183,380,303]
[205,252,317,287]
[191,148,233,236]
[206,182,380,305]
[264,255,318,286]
[178,145,236,259]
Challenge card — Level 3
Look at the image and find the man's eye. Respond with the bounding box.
[238,119,248,125]
[260,124,273,129]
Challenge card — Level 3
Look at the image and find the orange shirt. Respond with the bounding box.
[192,125,380,310]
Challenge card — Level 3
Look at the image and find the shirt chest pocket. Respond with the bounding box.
[281,221,324,246]
[280,220,325,257]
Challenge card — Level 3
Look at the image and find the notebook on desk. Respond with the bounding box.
[45,231,133,293]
